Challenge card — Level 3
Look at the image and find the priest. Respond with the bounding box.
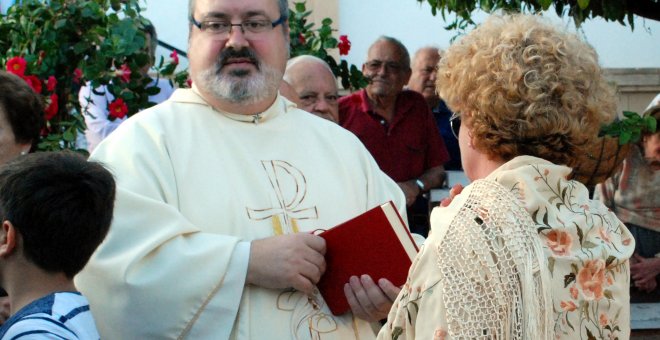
[75,0,406,338]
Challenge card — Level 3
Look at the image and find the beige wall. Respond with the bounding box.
[605,68,660,115]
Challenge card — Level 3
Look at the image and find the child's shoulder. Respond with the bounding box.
[0,292,100,339]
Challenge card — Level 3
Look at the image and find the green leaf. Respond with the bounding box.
[645,116,657,132]
[539,0,552,10]
[576,224,584,244]
[605,255,616,267]
[547,256,556,274]
[63,130,75,142]
[54,19,67,29]
[582,241,598,249]
[564,273,576,287]
[392,326,403,340]
[586,327,596,340]
[604,290,614,300]
[321,18,332,26]
[619,131,631,145]
[294,2,306,13]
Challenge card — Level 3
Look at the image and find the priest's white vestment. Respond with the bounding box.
[75,88,407,339]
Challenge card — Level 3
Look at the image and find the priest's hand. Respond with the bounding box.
[344,275,400,322]
[247,233,326,296]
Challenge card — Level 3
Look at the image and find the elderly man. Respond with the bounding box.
[284,55,339,122]
[339,37,448,235]
[407,46,461,170]
[75,0,405,339]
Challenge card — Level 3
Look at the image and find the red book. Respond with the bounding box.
[317,201,419,315]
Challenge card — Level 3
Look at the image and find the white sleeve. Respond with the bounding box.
[75,117,248,339]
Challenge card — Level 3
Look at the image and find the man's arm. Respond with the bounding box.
[398,165,446,207]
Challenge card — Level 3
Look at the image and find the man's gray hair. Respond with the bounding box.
[412,46,443,64]
[283,55,334,82]
[188,0,289,29]
[370,36,411,69]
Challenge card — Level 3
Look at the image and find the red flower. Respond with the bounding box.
[6,56,27,76]
[44,94,58,121]
[73,68,83,84]
[338,35,351,56]
[46,76,57,92]
[108,98,128,120]
[298,33,306,45]
[170,50,179,65]
[186,78,192,88]
[115,63,132,83]
[22,75,42,94]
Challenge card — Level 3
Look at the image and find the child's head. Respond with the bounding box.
[0,151,116,278]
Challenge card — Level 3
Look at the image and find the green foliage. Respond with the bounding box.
[288,1,367,91]
[0,0,187,152]
[416,0,655,32]
[600,111,658,145]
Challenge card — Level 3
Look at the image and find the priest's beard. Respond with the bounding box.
[198,48,282,106]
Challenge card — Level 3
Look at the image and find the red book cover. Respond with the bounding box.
[317,201,419,315]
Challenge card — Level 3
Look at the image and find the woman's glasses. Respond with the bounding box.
[449,113,461,140]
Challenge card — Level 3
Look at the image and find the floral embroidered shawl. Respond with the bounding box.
[378,156,634,340]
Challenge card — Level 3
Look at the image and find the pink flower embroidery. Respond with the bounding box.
[599,227,611,243]
[570,285,578,299]
[599,313,608,326]
[433,328,448,340]
[560,300,577,311]
[577,259,606,301]
[545,230,573,256]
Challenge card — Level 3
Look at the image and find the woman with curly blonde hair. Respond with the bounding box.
[379,14,634,340]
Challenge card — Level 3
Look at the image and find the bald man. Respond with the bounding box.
[284,55,339,122]
[408,46,461,170]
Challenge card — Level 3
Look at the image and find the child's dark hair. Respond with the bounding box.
[0,151,116,278]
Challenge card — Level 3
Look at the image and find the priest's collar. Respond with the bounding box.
[170,85,296,124]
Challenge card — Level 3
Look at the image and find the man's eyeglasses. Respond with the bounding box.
[364,60,406,74]
[190,15,286,38]
[449,112,461,140]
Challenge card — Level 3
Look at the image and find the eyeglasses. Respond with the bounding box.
[190,15,286,38]
[364,60,406,74]
[449,112,461,140]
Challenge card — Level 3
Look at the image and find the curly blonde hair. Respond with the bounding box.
[437,14,617,167]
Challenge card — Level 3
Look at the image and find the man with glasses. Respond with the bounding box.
[339,36,449,236]
[284,55,340,123]
[75,0,406,339]
[407,46,462,171]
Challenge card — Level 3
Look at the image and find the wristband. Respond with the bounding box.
[415,178,425,191]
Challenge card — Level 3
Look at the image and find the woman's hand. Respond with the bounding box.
[439,184,464,207]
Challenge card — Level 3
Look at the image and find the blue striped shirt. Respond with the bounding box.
[0,292,100,340]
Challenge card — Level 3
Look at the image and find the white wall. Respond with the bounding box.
[338,0,660,69]
[142,0,660,70]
